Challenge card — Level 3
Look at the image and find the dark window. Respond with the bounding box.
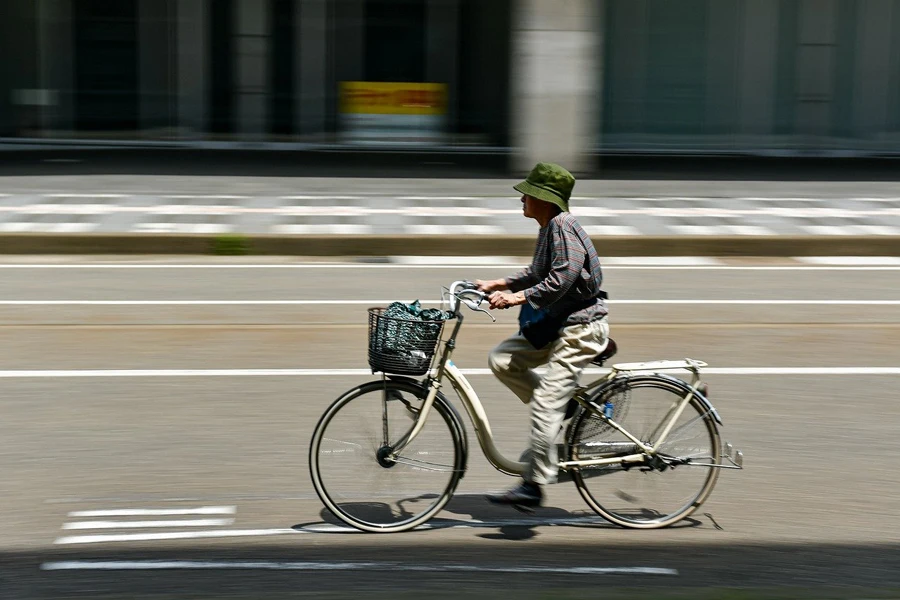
[209,0,234,134]
[364,0,425,82]
[270,0,294,134]
[74,0,138,131]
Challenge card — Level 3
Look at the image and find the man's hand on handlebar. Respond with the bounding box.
[474,279,508,294]
[488,291,526,310]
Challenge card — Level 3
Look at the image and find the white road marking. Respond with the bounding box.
[405,224,504,235]
[582,225,641,236]
[54,529,295,544]
[1,299,898,306]
[4,367,900,379]
[723,225,775,235]
[272,224,373,235]
[46,193,127,199]
[69,506,235,517]
[392,255,526,265]
[397,195,484,201]
[802,224,900,235]
[40,560,677,576]
[63,519,234,530]
[669,225,723,235]
[162,195,248,200]
[53,516,616,545]
[602,256,722,266]
[4,200,900,218]
[854,225,900,235]
[130,223,232,234]
[0,222,95,233]
[796,256,900,265]
[5,203,113,214]
[278,195,368,201]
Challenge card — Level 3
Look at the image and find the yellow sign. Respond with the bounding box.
[340,82,447,116]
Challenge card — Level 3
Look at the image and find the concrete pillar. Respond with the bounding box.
[38,0,74,135]
[853,0,893,140]
[298,0,328,136]
[177,0,207,137]
[426,0,458,140]
[738,0,778,137]
[235,0,270,138]
[139,0,174,134]
[510,0,600,174]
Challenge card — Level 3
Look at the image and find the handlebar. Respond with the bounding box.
[447,280,494,321]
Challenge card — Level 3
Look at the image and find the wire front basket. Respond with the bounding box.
[367,307,446,376]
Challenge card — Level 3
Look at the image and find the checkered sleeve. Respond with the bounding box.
[505,265,539,292]
[523,221,584,308]
[504,227,547,292]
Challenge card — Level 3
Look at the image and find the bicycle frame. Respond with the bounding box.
[389,302,716,476]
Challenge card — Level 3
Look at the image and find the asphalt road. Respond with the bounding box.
[2,257,900,599]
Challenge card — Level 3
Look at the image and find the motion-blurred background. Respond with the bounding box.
[4,0,900,169]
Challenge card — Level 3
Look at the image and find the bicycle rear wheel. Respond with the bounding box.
[309,379,467,532]
[568,375,721,529]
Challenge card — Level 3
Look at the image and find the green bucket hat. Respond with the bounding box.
[513,162,575,213]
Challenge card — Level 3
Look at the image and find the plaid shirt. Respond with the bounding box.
[505,212,608,325]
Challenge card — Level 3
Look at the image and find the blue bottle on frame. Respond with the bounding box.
[603,400,614,418]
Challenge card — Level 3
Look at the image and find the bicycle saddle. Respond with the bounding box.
[591,338,618,366]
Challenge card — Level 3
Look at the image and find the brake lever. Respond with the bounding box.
[474,304,496,322]
[461,296,496,322]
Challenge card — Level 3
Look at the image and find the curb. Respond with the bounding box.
[1,234,900,256]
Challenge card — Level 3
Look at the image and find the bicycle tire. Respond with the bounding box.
[567,374,721,529]
[309,378,468,532]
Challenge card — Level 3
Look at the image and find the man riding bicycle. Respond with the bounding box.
[476,162,609,508]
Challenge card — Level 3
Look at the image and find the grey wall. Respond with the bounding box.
[601,0,900,155]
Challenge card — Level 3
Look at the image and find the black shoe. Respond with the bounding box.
[486,481,543,508]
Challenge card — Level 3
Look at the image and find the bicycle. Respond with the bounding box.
[309,280,744,533]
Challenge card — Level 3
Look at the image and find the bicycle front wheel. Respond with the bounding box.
[568,375,721,529]
[309,379,467,532]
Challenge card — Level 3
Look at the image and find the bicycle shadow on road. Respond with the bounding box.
[294,493,703,540]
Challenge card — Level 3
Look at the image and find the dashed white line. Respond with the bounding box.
[796,256,900,265]
[802,225,900,235]
[40,560,678,576]
[45,193,128,199]
[69,506,236,517]
[54,529,294,544]
[0,222,96,233]
[162,195,249,200]
[272,224,373,235]
[405,224,504,235]
[582,225,641,236]
[63,519,234,530]
[131,223,232,234]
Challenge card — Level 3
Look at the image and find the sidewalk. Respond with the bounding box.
[1,149,899,255]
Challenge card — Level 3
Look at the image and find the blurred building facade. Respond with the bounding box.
[2,0,900,171]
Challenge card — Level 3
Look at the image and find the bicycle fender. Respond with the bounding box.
[589,373,723,426]
[646,373,723,425]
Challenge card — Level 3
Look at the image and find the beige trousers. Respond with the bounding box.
[488,318,610,485]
